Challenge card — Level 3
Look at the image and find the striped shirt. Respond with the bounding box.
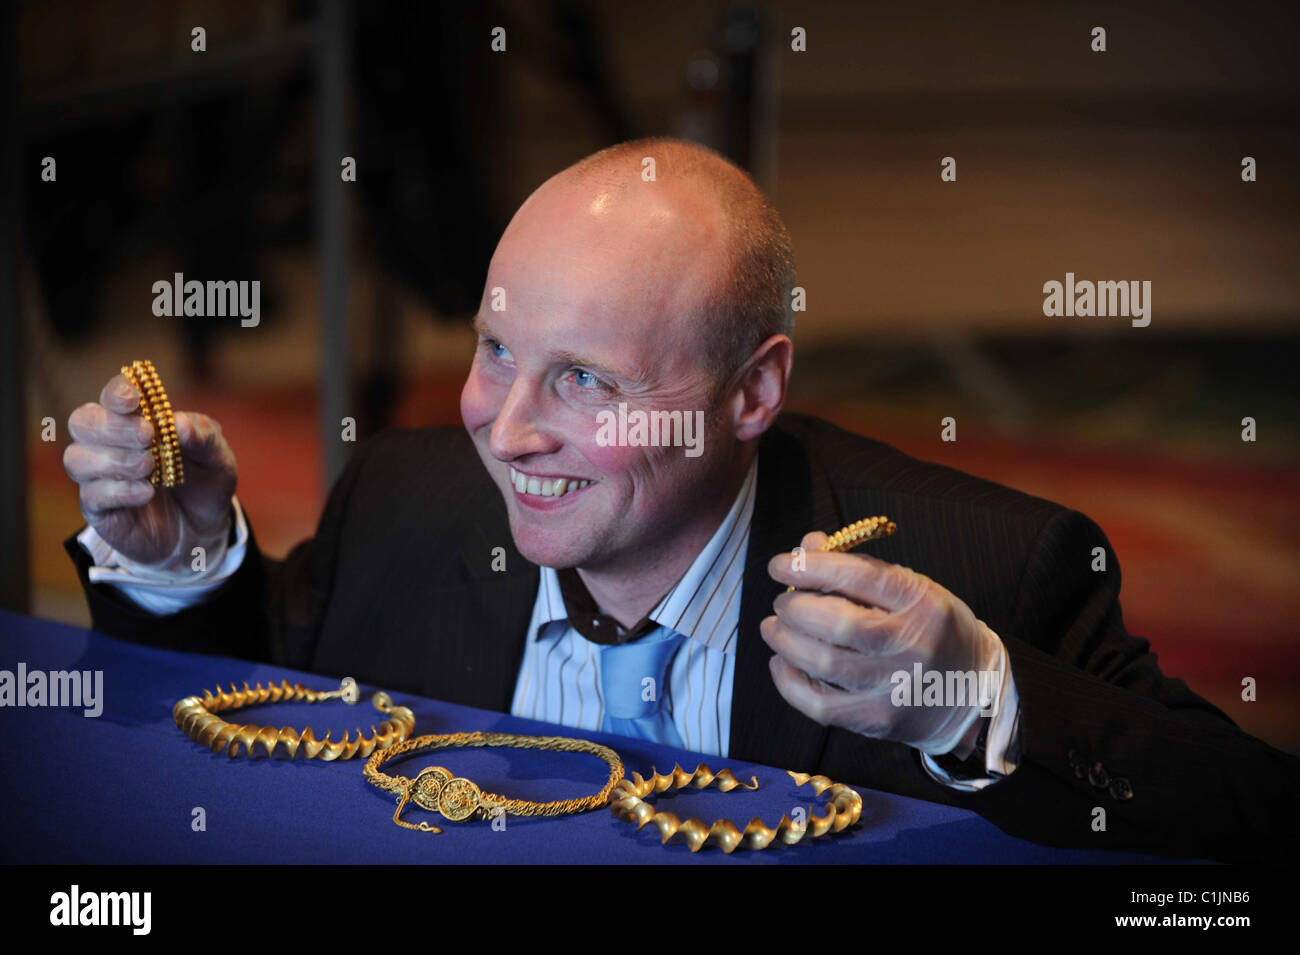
[510,459,757,756]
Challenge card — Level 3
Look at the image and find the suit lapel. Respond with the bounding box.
[730,421,844,772]
[439,464,538,712]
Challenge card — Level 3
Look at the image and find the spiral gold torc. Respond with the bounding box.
[364,732,625,834]
[173,679,416,760]
[786,516,897,592]
[609,764,864,853]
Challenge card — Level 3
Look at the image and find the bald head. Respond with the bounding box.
[523,137,795,381]
[462,138,796,581]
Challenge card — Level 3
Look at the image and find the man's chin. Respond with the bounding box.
[506,517,596,570]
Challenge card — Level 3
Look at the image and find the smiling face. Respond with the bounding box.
[459,168,745,578]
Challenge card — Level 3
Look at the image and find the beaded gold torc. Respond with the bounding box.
[364,732,625,834]
[173,678,416,760]
[609,763,863,853]
[786,516,897,592]
[120,359,184,488]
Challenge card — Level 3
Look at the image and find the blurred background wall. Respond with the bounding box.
[7,0,1298,752]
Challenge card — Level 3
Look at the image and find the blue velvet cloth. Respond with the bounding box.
[0,611,1193,864]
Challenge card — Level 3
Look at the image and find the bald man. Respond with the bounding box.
[64,138,1298,863]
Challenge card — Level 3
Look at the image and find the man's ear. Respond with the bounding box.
[729,334,793,441]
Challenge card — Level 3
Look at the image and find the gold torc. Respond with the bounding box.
[364,731,625,834]
[173,679,415,760]
[786,516,897,592]
[609,763,863,853]
[120,359,184,487]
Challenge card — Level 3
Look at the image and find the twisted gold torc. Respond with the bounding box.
[173,680,415,760]
[787,516,897,592]
[609,763,863,853]
[364,732,625,834]
[120,359,184,487]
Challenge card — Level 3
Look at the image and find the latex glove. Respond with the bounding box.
[64,373,238,576]
[761,532,1004,755]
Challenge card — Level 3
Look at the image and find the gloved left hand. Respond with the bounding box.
[762,532,1006,755]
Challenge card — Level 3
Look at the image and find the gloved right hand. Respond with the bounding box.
[64,373,239,574]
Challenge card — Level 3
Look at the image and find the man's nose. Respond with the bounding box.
[489,377,561,460]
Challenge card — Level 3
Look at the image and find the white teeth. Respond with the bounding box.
[508,465,591,497]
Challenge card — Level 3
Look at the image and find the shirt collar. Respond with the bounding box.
[535,457,758,653]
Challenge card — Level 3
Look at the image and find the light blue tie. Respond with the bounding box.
[600,628,686,747]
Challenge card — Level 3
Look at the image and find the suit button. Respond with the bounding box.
[1068,749,1086,777]
[1109,777,1134,801]
[1087,762,1109,788]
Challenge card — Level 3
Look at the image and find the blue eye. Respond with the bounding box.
[572,369,600,389]
[485,339,511,360]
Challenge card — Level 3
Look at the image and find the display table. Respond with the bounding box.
[0,610,1191,864]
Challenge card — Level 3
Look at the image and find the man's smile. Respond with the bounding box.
[508,464,596,504]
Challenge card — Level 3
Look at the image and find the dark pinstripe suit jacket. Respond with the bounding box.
[66,412,1299,862]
